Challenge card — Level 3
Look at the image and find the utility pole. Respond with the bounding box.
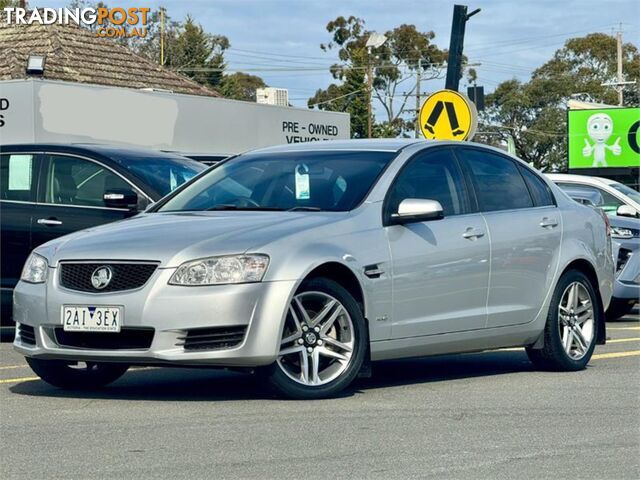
[445,5,480,91]
[415,58,422,138]
[617,28,623,106]
[367,55,373,138]
[160,8,165,66]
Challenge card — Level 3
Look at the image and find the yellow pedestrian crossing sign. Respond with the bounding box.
[419,89,478,141]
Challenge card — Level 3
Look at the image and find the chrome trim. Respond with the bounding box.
[37,218,63,226]
[57,260,161,295]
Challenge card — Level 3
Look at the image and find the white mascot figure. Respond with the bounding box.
[582,113,622,167]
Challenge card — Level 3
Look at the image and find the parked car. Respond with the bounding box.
[1,144,206,333]
[13,140,613,399]
[548,173,639,319]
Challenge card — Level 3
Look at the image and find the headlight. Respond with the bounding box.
[611,227,633,239]
[169,254,269,286]
[20,253,49,284]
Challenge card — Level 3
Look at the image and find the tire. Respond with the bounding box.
[606,298,636,321]
[264,277,367,399]
[526,270,599,371]
[26,357,129,389]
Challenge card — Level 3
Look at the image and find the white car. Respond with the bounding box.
[546,174,640,217]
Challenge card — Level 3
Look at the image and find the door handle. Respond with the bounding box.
[462,227,485,240]
[539,217,558,228]
[37,218,63,226]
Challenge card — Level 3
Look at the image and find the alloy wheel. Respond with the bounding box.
[558,281,595,360]
[277,291,355,386]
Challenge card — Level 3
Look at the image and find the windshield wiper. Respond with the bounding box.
[287,206,322,212]
[206,204,283,211]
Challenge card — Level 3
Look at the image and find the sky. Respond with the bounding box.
[38,0,640,110]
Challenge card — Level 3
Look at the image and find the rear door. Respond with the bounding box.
[456,147,561,328]
[31,153,142,250]
[0,153,40,308]
[385,147,490,338]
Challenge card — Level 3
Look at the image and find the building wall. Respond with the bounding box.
[0,79,350,154]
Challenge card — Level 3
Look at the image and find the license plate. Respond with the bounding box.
[62,306,123,332]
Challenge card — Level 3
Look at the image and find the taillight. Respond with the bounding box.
[599,209,612,236]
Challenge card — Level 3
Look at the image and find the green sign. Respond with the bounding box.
[568,107,640,169]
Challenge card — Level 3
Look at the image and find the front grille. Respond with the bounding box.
[54,328,154,350]
[18,324,36,346]
[180,326,247,351]
[60,262,158,293]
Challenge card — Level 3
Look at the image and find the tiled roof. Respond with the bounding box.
[0,20,220,97]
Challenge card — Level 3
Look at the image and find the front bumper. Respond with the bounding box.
[13,267,296,367]
[612,242,640,302]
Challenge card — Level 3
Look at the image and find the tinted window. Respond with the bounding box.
[518,165,555,207]
[0,154,36,202]
[123,157,205,197]
[44,155,132,207]
[387,148,469,217]
[157,151,395,212]
[458,149,533,212]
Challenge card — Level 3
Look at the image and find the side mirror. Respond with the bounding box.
[103,188,138,210]
[390,198,444,225]
[616,204,638,218]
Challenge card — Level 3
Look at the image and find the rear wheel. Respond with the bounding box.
[526,270,598,371]
[265,278,367,399]
[26,357,129,389]
[606,298,636,321]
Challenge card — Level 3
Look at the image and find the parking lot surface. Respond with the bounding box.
[1,312,639,480]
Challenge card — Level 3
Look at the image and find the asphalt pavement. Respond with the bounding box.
[1,312,638,480]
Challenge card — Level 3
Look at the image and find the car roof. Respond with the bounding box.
[250,139,429,154]
[1,143,198,165]
[546,173,615,186]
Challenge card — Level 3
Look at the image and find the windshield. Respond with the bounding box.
[156,150,396,212]
[609,182,640,205]
[124,157,206,197]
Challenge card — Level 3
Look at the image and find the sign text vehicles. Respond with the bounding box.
[419,89,478,141]
[568,107,640,169]
[282,121,342,143]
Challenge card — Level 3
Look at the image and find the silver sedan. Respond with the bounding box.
[14,140,614,399]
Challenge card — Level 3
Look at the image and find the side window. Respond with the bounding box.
[458,149,534,212]
[0,154,36,202]
[44,155,132,207]
[387,148,470,217]
[518,165,555,207]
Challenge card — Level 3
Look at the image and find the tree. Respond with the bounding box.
[220,72,266,102]
[167,16,229,88]
[480,33,640,170]
[309,16,447,137]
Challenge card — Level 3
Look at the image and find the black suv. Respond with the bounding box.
[0,144,206,332]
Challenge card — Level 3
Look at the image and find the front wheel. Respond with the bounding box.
[264,278,367,399]
[26,357,129,389]
[526,270,599,371]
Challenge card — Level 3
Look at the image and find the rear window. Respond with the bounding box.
[457,149,534,212]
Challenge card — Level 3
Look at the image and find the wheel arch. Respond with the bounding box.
[559,258,606,345]
[303,261,366,317]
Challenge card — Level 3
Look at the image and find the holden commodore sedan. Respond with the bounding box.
[13,140,614,399]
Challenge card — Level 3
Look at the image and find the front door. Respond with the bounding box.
[31,153,139,251]
[0,153,40,323]
[385,148,490,338]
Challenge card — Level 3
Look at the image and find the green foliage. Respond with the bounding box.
[481,33,640,170]
[309,16,446,138]
[220,72,267,102]
[167,16,229,88]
